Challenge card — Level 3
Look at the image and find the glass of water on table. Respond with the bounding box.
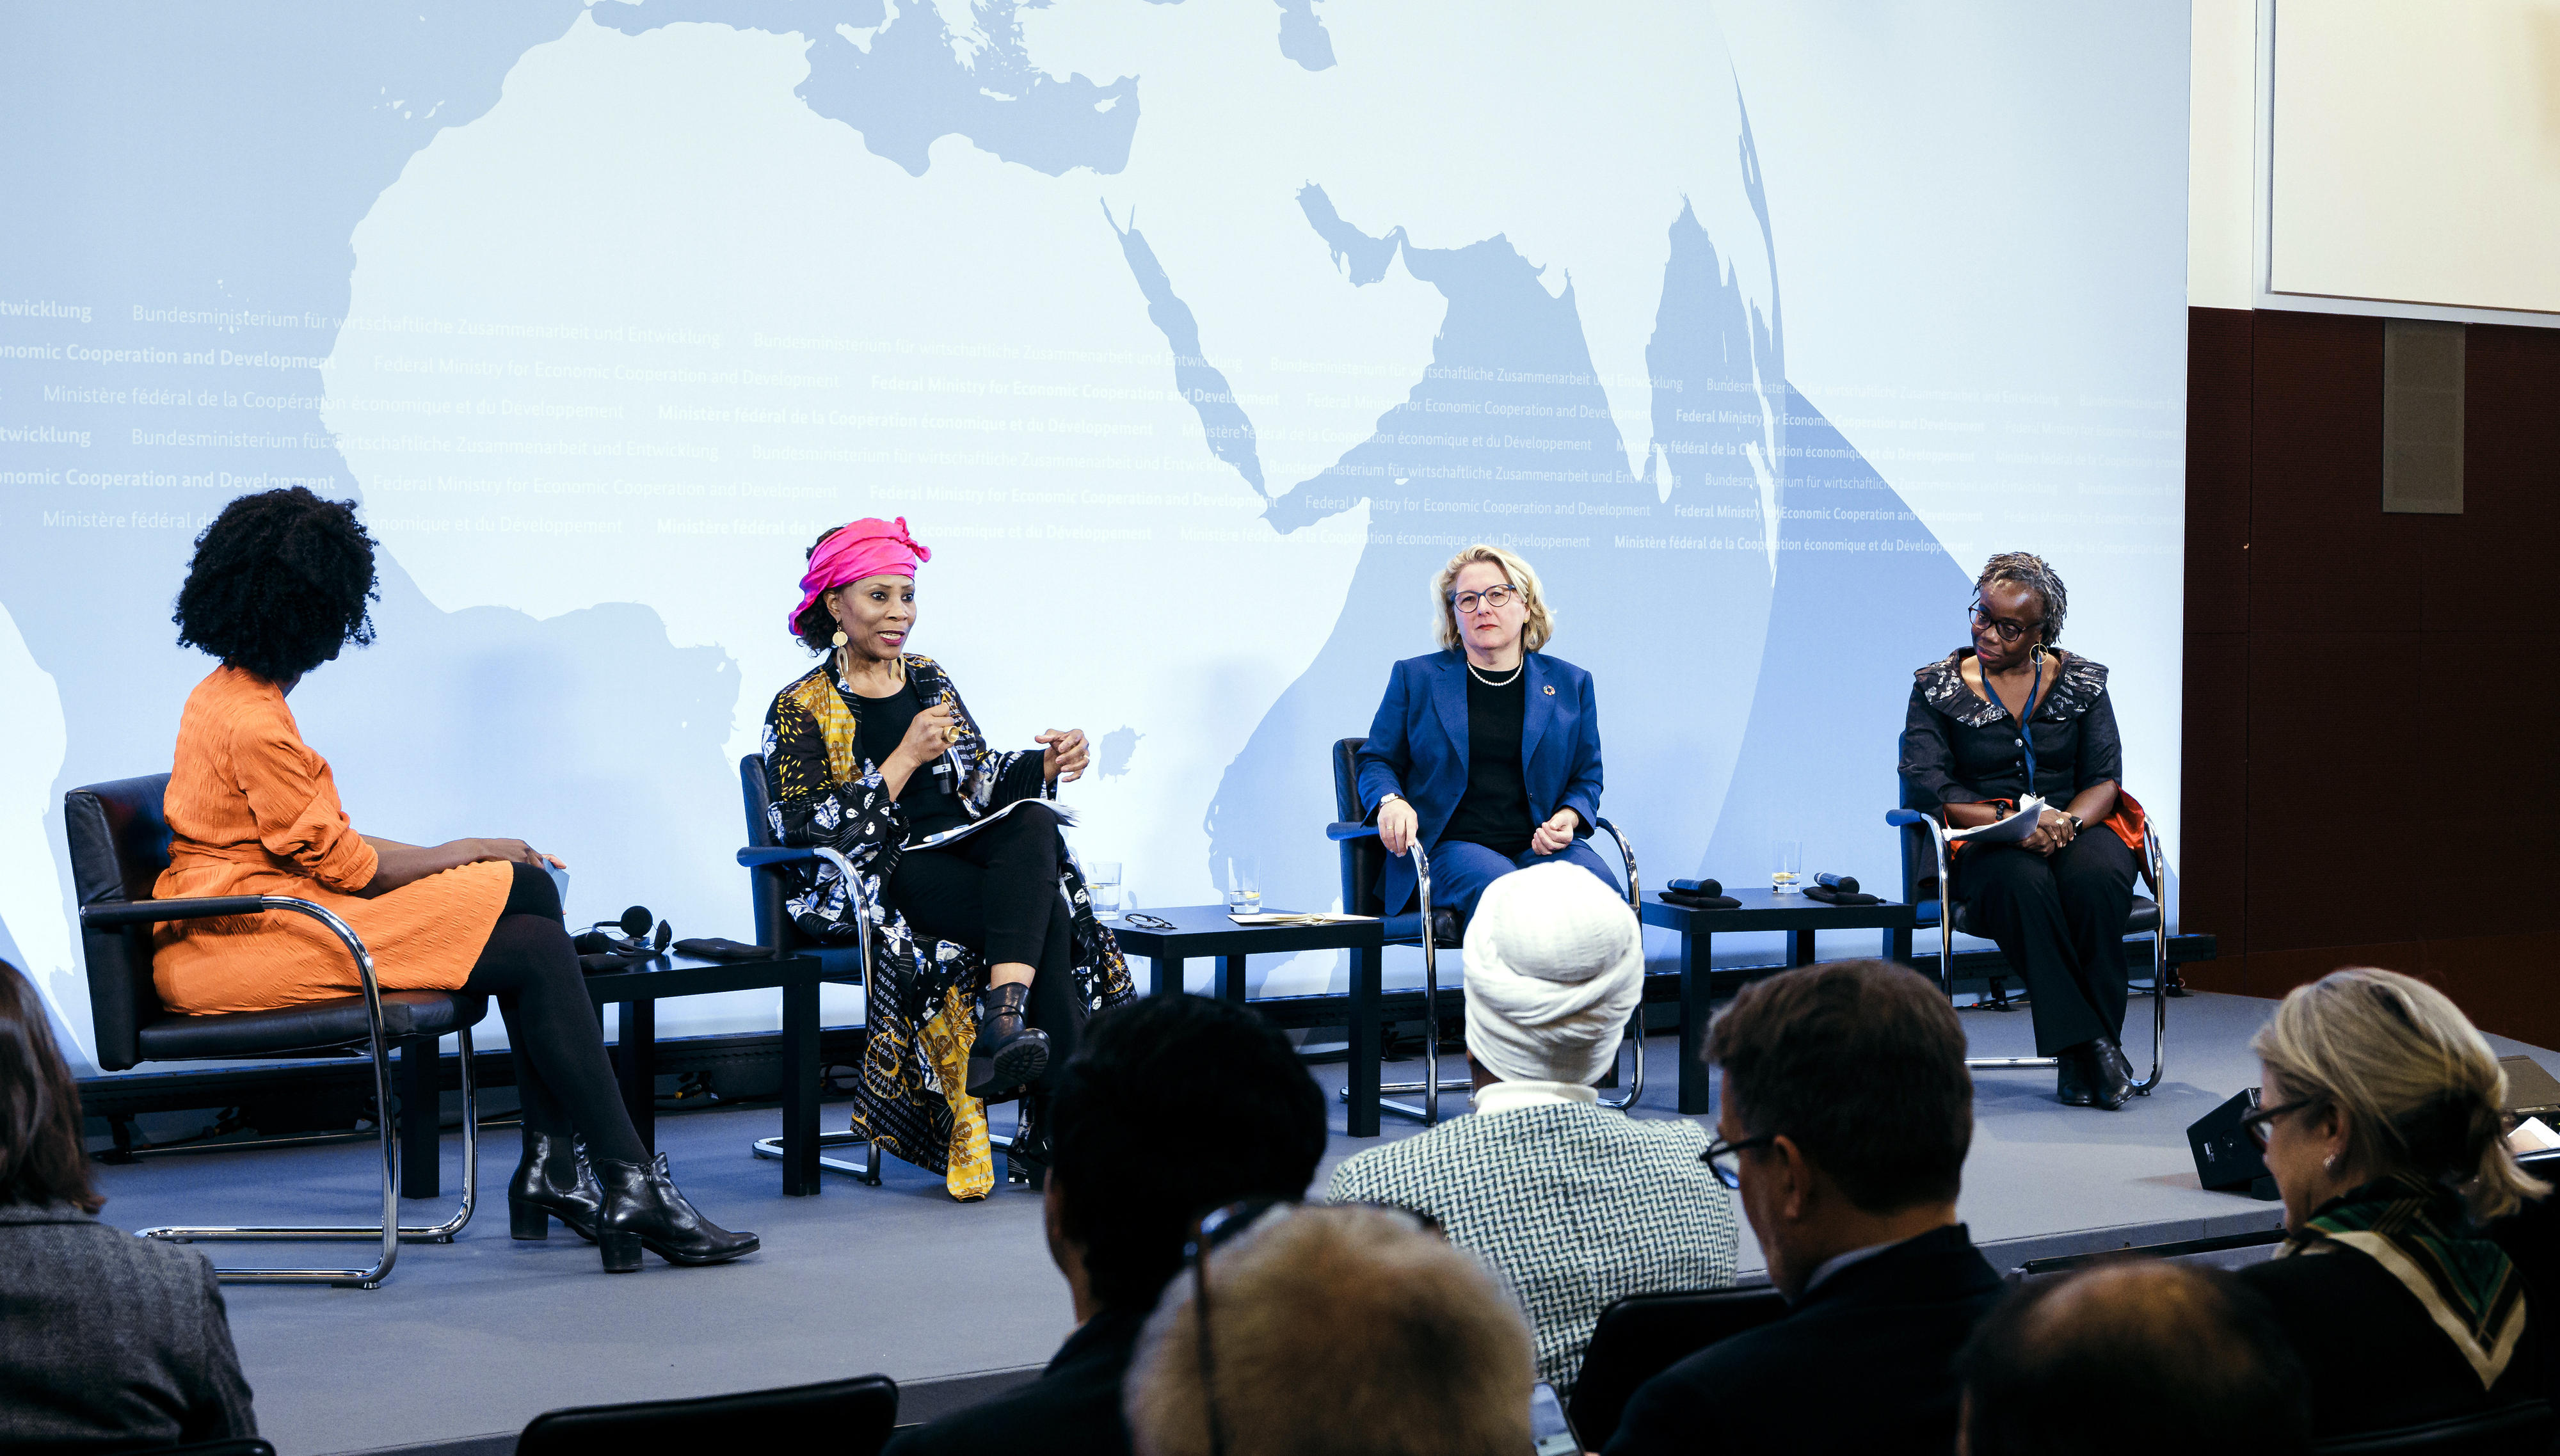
[1770,838,1803,895]
[1085,860,1122,922]
[1225,858,1261,914]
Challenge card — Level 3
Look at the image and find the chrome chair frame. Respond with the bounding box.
[735,842,1037,1185]
[1883,808,2166,1092]
[75,894,478,1288]
[1326,818,1646,1125]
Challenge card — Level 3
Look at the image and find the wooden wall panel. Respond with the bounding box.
[2179,307,2560,1044]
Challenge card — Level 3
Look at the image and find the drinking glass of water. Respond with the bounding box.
[1085,860,1122,922]
[1770,839,1804,894]
[1224,858,1262,914]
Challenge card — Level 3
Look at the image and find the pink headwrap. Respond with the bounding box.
[788,516,932,635]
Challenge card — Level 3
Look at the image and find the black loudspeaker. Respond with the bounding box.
[2188,1087,2279,1200]
[2501,1055,2560,1123]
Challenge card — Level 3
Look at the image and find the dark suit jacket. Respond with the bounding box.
[1603,1224,2002,1456]
[883,1304,1145,1456]
[0,1203,257,1453]
[2241,1243,2546,1439]
[1355,649,1604,915]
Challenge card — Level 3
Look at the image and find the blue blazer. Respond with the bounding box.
[1355,648,1604,915]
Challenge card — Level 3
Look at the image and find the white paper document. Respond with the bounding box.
[1942,796,2047,845]
[1227,911,1379,926]
[903,796,1078,852]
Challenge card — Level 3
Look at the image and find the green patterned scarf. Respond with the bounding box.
[2279,1172,2527,1389]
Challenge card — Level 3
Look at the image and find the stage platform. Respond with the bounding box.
[85,990,2560,1456]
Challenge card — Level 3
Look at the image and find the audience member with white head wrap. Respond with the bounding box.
[1330,861,1738,1389]
[1461,861,1646,1090]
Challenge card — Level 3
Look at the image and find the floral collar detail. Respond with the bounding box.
[1915,648,2109,729]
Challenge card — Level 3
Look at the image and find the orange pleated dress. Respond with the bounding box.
[150,665,512,1015]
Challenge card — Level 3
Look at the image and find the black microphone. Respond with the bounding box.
[1814,872,1859,893]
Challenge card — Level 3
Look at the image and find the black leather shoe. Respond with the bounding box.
[1427,907,1463,948]
[968,980,1052,1098]
[593,1153,760,1272]
[2092,1036,2139,1105]
[508,1131,604,1243]
[2055,1054,2095,1107]
[1005,1091,1052,1190]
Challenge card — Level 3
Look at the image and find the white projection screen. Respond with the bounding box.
[0,3,2190,1069]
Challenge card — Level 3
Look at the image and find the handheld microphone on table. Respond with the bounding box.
[1813,872,1859,893]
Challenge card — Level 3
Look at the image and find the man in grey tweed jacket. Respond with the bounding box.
[1328,863,1739,1389]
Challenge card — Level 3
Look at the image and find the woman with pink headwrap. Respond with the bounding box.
[760,518,1135,1197]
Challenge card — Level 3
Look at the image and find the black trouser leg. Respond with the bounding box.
[466,865,648,1164]
[890,807,1081,1088]
[1958,843,2108,1056]
[2052,829,2140,1043]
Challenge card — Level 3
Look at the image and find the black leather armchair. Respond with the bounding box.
[64,774,486,1287]
[1885,778,2166,1091]
[518,1373,899,1456]
[1326,736,1645,1125]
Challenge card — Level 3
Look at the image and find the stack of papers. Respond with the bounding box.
[1228,911,1379,926]
[1943,796,2047,845]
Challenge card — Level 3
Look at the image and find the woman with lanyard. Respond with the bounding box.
[1900,552,2143,1109]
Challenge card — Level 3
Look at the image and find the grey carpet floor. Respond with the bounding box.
[83,989,2560,1455]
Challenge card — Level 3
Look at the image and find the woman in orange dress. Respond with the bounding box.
[154,487,754,1274]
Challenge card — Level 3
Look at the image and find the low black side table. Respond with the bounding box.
[584,951,832,1196]
[1108,906,1390,1135]
[1641,889,1919,1115]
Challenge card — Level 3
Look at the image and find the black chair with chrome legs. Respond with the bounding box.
[63,774,483,1288]
[1325,736,1645,1126]
[735,754,1035,1185]
[1884,780,2168,1091]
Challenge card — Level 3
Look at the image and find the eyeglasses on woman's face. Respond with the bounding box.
[1450,582,1522,616]
[1967,600,2042,644]
[1699,1132,1777,1190]
[2239,1097,2314,1153]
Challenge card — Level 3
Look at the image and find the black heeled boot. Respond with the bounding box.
[2055,1054,2095,1108]
[967,980,1052,1098]
[508,1131,604,1243]
[593,1153,760,1272]
[1005,1091,1052,1190]
[2092,1036,2138,1106]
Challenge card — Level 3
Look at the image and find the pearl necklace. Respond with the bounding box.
[1466,657,1524,687]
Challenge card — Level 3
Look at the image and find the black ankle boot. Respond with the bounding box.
[968,980,1052,1097]
[508,1131,603,1243]
[2055,1054,2095,1108]
[593,1153,760,1273]
[2092,1036,2138,1105]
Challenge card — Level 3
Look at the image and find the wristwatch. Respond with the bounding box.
[2063,812,2084,833]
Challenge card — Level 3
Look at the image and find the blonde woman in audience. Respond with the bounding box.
[1124,1203,1534,1456]
[2239,967,2550,1439]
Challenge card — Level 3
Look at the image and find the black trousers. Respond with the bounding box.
[1953,829,2140,1056]
[463,864,647,1164]
[887,804,1082,1089]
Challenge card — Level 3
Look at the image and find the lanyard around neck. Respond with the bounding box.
[1982,650,2046,797]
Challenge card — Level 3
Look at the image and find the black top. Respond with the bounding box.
[1605,1224,2004,1456]
[2241,1243,2546,1439]
[849,680,968,839]
[1440,666,1530,856]
[881,1305,1147,1456]
[1899,649,2122,811]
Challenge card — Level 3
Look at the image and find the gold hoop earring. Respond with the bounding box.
[831,630,849,648]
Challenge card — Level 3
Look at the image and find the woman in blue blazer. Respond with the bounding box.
[1356,545,1618,930]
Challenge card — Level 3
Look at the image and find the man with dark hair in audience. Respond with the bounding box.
[885,995,1329,1456]
[1958,1260,2312,1456]
[1606,959,2002,1456]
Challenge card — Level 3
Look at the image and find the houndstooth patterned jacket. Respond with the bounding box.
[1327,1097,1741,1390]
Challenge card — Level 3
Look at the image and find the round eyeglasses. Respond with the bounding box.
[1967,600,2044,644]
[1450,582,1522,615]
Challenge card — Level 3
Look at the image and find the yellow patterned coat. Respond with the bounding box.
[760,653,1135,1199]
